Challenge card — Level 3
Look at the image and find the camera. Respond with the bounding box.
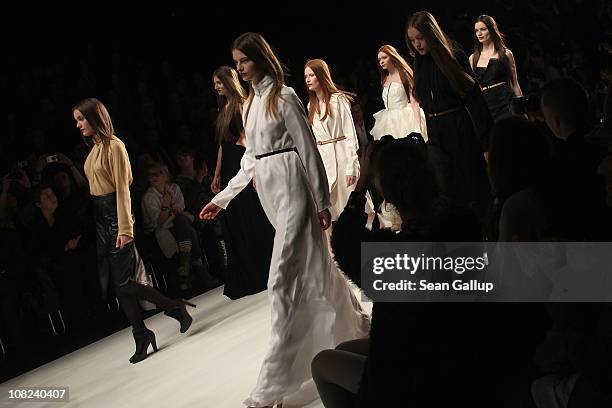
[46,155,59,163]
[510,95,541,116]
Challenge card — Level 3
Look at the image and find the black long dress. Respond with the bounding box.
[219,138,274,299]
[475,58,514,122]
[414,49,492,212]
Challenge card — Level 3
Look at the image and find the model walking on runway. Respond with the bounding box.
[200,33,369,407]
[73,98,195,364]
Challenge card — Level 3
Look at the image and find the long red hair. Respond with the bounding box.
[377,45,414,101]
[304,59,354,124]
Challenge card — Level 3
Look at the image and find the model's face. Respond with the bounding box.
[304,67,320,92]
[38,187,58,211]
[407,27,428,55]
[73,109,94,137]
[475,22,490,44]
[232,49,258,82]
[213,76,226,96]
[377,52,391,70]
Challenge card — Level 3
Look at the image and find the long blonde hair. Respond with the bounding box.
[213,66,247,144]
[304,59,355,124]
[377,45,415,102]
[72,98,114,146]
[232,32,287,123]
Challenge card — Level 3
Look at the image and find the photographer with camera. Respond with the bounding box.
[41,152,87,190]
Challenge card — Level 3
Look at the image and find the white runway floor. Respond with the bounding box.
[1,286,371,408]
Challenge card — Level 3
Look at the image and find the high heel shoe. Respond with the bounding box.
[164,299,196,333]
[129,327,157,364]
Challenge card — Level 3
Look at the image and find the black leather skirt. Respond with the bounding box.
[93,193,143,299]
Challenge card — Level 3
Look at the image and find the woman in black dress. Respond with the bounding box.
[470,15,523,121]
[406,11,493,214]
[211,66,274,299]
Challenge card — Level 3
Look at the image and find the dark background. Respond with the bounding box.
[3,1,608,168]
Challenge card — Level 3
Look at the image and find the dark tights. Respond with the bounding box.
[118,283,176,329]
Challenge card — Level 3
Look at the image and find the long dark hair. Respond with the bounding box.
[213,66,246,144]
[471,15,510,78]
[406,11,475,99]
[232,32,287,122]
[72,98,114,147]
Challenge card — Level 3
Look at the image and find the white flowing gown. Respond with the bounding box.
[212,75,370,407]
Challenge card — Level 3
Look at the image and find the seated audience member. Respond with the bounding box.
[25,184,90,327]
[174,146,214,225]
[174,147,224,279]
[0,173,28,359]
[141,163,217,291]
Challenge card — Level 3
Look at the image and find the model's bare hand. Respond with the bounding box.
[346,175,356,187]
[211,176,221,194]
[65,235,81,251]
[319,209,332,230]
[200,202,222,220]
[116,234,133,249]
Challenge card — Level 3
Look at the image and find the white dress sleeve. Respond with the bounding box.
[282,89,331,212]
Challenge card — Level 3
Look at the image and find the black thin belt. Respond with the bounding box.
[255,147,297,160]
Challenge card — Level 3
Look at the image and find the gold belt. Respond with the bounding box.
[482,82,506,91]
[316,136,347,145]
